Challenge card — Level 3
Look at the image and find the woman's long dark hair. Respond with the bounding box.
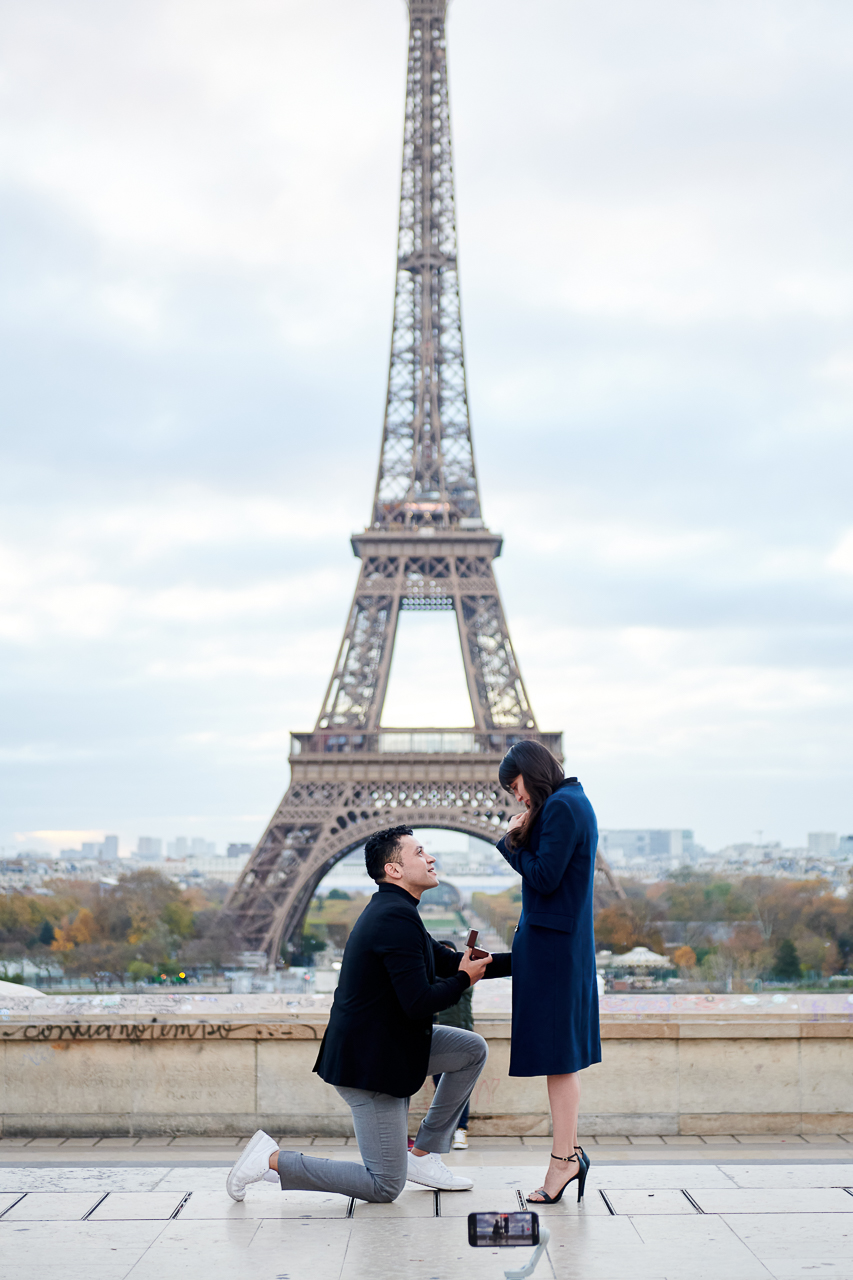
[498,740,564,850]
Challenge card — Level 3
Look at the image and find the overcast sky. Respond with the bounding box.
[2,0,852,858]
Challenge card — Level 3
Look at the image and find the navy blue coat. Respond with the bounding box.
[496,779,601,1076]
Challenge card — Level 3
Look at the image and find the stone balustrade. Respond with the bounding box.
[1,992,851,1137]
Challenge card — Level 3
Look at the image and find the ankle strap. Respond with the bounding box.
[550,1152,579,1162]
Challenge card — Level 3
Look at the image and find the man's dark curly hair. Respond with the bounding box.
[364,825,414,883]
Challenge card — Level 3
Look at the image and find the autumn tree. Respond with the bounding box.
[594,895,665,954]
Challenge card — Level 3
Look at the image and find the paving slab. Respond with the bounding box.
[588,1164,736,1189]
[169,1137,241,1148]
[88,1191,185,1219]
[690,1188,853,1214]
[0,1220,166,1280]
[340,1218,557,1280]
[722,1212,853,1278]
[545,1215,666,1280]
[732,1134,807,1145]
[720,1163,853,1188]
[630,1213,774,1280]
[181,1186,349,1218]
[0,1168,170,1193]
[252,1218,355,1279]
[352,1188,435,1218]
[121,1218,260,1279]
[461,1141,522,1152]
[125,1217,350,1280]
[154,1167,240,1193]
[1,1191,105,1220]
[605,1188,698,1215]
[435,1185,522,1218]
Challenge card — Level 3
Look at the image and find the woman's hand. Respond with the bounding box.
[507,812,525,832]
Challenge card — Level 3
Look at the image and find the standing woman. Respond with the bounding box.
[496,740,601,1204]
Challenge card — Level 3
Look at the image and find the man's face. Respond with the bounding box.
[384,834,439,896]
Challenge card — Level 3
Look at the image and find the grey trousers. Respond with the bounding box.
[277,1025,487,1203]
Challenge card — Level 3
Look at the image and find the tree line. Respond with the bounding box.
[0,870,241,986]
[475,871,853,985]
[3,869,851,988]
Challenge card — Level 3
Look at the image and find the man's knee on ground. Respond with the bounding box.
[370,1170,408,1203]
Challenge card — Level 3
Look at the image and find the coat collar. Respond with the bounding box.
[377,882,421,907]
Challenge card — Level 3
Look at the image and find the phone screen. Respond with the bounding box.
[468,1212,539,1247]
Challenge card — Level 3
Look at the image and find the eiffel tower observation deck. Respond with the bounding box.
[227,0,568,963]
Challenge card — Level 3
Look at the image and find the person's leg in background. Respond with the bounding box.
[411,1026,485,1156]
[432,1071,470,1150]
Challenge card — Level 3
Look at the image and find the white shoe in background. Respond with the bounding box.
[451,1128,469,1150]
[406,1150,473,1190]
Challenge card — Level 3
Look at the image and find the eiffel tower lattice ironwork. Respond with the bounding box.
[227,0,622,963]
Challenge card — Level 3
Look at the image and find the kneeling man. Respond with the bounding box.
[227,825,511,1202]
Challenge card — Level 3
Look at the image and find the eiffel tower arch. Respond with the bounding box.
[226,0,621,963]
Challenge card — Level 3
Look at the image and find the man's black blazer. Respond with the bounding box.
[313,882,511,1098]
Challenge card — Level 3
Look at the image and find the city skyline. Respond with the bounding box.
[2,0,852,855]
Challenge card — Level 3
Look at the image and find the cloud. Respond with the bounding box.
[1,0,852,852]
[828,530,853,576]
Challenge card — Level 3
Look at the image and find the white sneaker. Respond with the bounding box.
[226,1130,279,1201]
[406,1150,473,1191]
[451,1128,469,1150]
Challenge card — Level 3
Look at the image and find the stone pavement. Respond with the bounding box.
[1,1138,852,1279]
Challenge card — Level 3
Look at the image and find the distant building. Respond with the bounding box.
[167,837,216,858]
[136,837,163,860]
[837,836,853,861]
[599,829,696,869]
[227,843,253,859]
[808,833,838,857]
[101,835,119,861]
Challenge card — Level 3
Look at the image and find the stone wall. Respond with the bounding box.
[1,992,851,1136]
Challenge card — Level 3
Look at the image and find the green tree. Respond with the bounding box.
[773,938,802,982]
[326,889,351,901]
[289,931,327,966]
[37,920,55,946]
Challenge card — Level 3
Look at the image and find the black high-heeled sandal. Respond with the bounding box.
[526,1152,587,1205]
[575,1145,591,1173]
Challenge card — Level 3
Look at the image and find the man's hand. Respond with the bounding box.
[458,947,493,986]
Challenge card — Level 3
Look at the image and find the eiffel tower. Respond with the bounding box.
[227,0,621,963]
